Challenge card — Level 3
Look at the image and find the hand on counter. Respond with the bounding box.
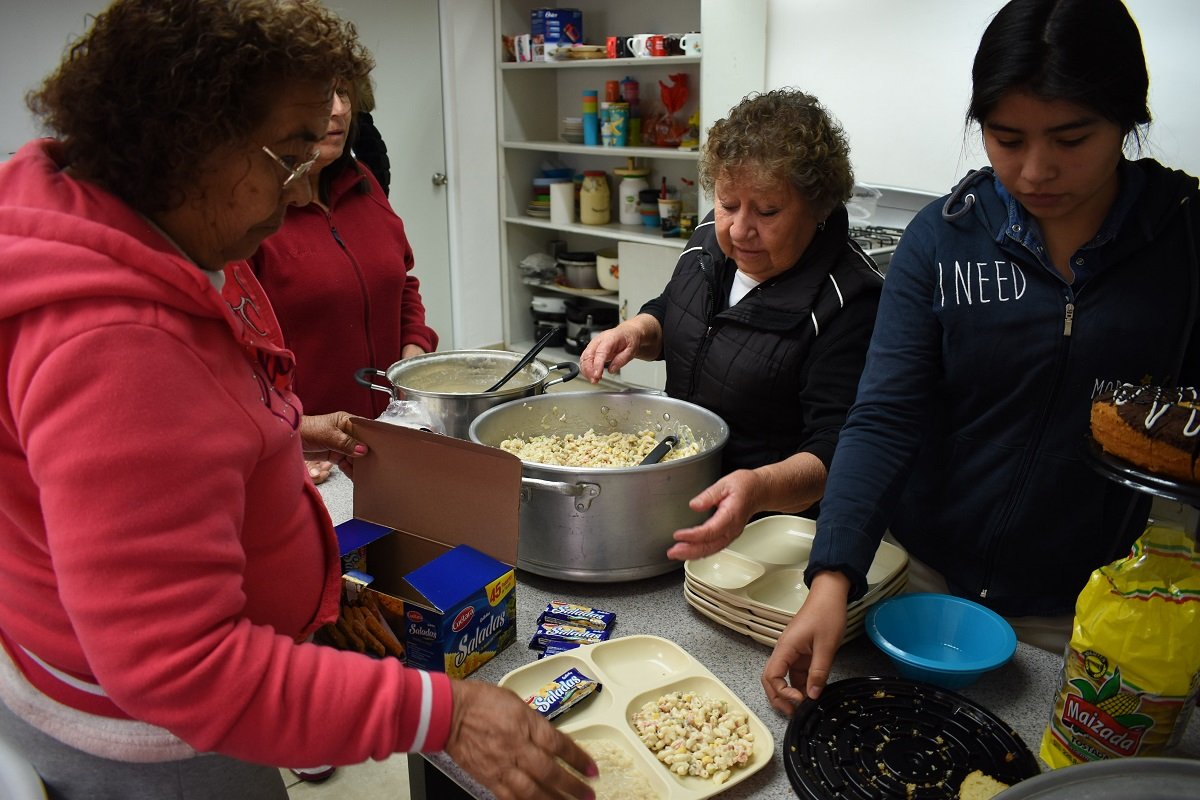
[762,571,850,715]
[300,411,367,480]
[445,680,597,800]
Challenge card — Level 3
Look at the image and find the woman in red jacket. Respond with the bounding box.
[0,3,592,798]
[252,77,439,482]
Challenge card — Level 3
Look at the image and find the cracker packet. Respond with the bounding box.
[1041,524,1200,767]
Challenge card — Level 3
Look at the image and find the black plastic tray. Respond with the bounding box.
[783,676,1039,799]
[1083,438,1200,507]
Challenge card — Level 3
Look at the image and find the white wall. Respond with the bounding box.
[763,0,1200,193]
[4,1,1198,349]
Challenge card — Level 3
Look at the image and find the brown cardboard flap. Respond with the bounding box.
[349,418,522,565]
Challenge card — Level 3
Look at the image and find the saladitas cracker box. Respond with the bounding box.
[333,419,522,678]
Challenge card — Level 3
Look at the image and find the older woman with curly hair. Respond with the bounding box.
[581,89,883,560]
[0,2,593,799]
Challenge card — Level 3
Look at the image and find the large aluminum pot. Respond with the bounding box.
[355,350,578,439]
[469,391,729,582]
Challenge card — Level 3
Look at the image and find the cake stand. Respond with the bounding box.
[1083,438,1200,540]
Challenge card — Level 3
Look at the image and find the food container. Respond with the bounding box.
[355,350,578,439]
[468,391,729,581]
[557,251,599,289]
[595,248,619,290]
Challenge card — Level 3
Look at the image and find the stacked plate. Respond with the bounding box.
[684,515,908,647]
[560,116,584,144]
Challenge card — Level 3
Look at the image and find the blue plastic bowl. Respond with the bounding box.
[865,593,1016,689]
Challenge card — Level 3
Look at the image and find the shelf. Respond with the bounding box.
[503,140,699,159]
[524,281,619,305]
[501,55,700,70]
[504,215,688,248]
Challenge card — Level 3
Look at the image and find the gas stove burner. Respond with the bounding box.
[848,225,905,252]
[783,677,1038,799]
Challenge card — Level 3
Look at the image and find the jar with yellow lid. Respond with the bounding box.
[579,171,610,225]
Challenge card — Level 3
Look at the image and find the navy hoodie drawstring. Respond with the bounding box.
[941,169,992,221]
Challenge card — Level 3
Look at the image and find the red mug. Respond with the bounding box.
[647,34,667,57]
[605,35,619,59]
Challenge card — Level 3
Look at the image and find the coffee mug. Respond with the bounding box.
[605,35,630,59]
[627,33,657,58]
[664,34,684,56]
[680,32,702,56]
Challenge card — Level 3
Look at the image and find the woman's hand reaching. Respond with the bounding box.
[666,469,762,561]
[446,680,597,800]
[761,571,850,716]
[578,314,662,383]
[299,411,367,480]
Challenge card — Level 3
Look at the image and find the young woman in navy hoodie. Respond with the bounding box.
[764,0,1200,715]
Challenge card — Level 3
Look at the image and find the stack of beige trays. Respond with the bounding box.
[683,515,908,648]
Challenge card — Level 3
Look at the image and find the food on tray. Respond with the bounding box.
[525,667,603,720]
[567,738,657,800]
[499,428,701,467]
[1091,383,1199,482]
[538,600,617,631]
[958,770,1010,799]
[631,690,754,785]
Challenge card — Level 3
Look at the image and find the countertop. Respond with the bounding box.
[315,469,1200,799]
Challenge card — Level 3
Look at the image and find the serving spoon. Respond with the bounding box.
[640,434,678,466]
[486,326,560,392]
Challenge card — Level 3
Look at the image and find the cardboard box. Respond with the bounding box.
[530,7,583,60]
[334,419,523,679]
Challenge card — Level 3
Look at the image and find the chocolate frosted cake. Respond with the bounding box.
[1091,384,1200,483]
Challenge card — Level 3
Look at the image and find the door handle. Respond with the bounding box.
[431,172,448,187]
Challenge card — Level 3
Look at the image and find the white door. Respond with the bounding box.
[336,0,455,348]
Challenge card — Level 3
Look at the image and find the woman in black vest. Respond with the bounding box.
[580,89,883,562]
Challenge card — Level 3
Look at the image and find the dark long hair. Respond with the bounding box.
[968,0,1150,139]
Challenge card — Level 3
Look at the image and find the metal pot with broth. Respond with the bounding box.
[355,350,577,439]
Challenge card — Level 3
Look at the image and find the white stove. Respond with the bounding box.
[847,184,941,273]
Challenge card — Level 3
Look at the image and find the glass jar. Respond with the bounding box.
[579,171,610,225]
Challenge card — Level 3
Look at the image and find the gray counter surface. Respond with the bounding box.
[316,470,1200,799]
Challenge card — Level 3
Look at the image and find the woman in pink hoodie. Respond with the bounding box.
[0,2,593,799]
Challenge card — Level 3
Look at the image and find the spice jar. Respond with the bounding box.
[579,171,610,225]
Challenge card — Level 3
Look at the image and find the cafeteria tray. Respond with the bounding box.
[498,635,774,799]
[783,676,1039,799]
[684,516,909,619]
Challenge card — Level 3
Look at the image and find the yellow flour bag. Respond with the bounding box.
[1041,524,1200,768]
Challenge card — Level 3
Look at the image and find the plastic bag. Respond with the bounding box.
[375,399,442,434]
[1040,524,1200,767]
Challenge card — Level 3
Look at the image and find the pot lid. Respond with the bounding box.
[783,676,1039,799]
[988,757,1200,799]
[557,251,596,264]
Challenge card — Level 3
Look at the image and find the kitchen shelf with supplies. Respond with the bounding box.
[494,0,766,390]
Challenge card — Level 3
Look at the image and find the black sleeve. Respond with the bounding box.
[794,292,880,469]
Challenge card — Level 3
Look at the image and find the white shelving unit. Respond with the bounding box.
[493,0,765,388]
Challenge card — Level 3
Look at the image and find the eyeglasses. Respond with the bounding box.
[260,145,321,189]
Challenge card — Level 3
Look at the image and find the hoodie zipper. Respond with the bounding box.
[686,254,721,398]
[328,219,377,405]
[976,256,1076,599]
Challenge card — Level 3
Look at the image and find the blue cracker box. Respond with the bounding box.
[530,7,583,60]
[335,419,523,679]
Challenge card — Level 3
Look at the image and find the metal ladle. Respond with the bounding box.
[485,326,560,393]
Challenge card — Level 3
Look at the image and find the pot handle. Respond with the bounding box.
[544,361,580,389]
[354,367,395,397]
[521,477,600,512]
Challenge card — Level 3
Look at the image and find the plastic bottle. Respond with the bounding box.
[579,171,610,225]
[613,158,650,225]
